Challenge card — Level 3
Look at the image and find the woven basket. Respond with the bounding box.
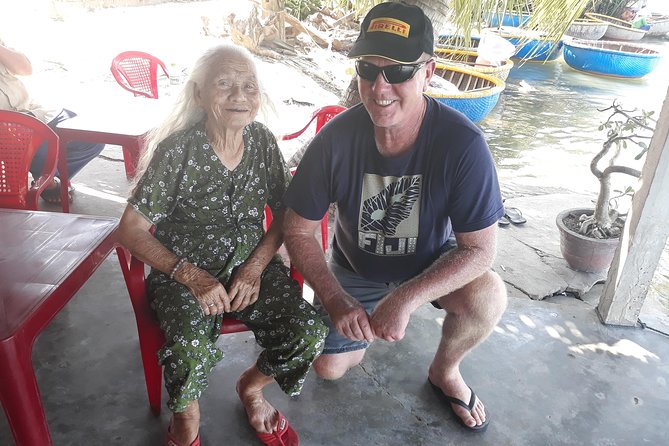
[585,13,647,41]
[434,48,514,82]
[563,39,661,78]
[426,64,505,123]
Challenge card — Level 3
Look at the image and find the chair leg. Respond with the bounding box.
[121,142,140,180]
[136,326,165,416]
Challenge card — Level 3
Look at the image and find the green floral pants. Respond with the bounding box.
[149,262,328,413]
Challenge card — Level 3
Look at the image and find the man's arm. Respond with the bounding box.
[283,208,375,342]
[0,43,33,76]
[370,224,498,341]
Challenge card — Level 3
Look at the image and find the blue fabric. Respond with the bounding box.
[284,97,504,283]
[29,140,105,179]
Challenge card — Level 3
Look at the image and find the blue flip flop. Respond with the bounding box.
[428,378,490,432]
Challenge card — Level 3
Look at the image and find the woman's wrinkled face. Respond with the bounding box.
[197,53,261,131]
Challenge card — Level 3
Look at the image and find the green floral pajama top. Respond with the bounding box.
[129,120,327,412]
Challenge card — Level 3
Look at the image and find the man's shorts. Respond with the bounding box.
[315,239,457,355]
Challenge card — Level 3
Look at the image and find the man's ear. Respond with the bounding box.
[422,59,436,92]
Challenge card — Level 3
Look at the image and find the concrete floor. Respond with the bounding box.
[2,150,668,445]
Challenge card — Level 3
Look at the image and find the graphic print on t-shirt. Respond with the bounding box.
[358,173,421,256]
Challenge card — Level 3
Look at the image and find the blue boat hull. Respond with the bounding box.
[489,13,531,27]
[563,42,661,78]
[433,93,502,123]
[506,37,564,61]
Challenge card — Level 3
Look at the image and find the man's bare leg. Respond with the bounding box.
[170,400,200,445]
[428,271,507,428]
[236,364,280,433]
[313,349,367,380]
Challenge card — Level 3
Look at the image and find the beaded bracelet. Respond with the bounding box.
[169,257,188,280]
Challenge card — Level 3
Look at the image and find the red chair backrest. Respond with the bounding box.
[110,51,169,99]
[0,111,59,210]
[280,105,346,141]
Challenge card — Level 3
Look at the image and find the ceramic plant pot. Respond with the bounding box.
[556,208,619,273]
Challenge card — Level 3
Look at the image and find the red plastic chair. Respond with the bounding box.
[279,105,346,141]
[110,51,169,99]
[280,105,346,252]
[117,207,327,415]
[0,110,59,210]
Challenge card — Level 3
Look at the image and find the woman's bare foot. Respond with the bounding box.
[236,366,277,434]
[169,400,200,445]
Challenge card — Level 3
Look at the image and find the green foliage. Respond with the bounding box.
[448,0,592,53]
[584,0,633,18]
[599,101,655,160]
[286,0,324,20]
[325,0,384,19]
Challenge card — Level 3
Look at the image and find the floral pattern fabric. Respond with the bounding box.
[129,120,327,412]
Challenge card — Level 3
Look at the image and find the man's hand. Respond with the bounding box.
[325,292,375,343]
[227,261,263,312]
[370,293,414,341]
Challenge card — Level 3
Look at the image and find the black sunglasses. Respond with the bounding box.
[355,60,430,84]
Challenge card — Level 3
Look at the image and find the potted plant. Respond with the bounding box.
[556,99,655,273]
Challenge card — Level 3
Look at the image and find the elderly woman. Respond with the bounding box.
[118,43,327,446]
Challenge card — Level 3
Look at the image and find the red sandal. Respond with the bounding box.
[165,418,200,446]
[255,411,299,446]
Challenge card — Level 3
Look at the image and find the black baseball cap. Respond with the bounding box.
[348,1,434,64]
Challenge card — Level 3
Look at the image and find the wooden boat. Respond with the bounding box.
[585,13,647,41]
[434,47,514,82]
[488,27,563,61]
[566,19,609,40]
[426,64,505,123]
[563,39,662,78]
[647,13,669,37]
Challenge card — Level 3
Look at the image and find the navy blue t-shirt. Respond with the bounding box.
[284,97,504,283]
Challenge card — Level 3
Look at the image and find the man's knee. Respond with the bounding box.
[313,350,365,380]
[439,271,507,321]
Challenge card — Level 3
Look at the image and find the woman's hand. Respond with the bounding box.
[177,264,231,316]
[227,261,264,312]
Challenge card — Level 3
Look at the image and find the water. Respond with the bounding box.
[478,36,669,313]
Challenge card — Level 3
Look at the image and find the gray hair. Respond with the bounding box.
[131,43,272,191]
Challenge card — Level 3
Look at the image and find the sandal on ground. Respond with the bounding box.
[503,207,526,225]
[165,418,200,446]
[428,378,490,433]
[40,177,74,204]
[256,411,299,446]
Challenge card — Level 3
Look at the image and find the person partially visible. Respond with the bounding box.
[621,6,651,30]
[118,43,327,446]
[0,37,104,203]
[283,1,507,433]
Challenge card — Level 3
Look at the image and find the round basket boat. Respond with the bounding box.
[434,48,514,82]
[488,12,532,28]
[426,64,505,123]
[647,13,669,37]
[563,39,662,78]
[566,19,609,40]
[436,34,481,51]
[488,27,563,61]
[585,13,647,41]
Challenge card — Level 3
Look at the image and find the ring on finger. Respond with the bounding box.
[208,303,215,307]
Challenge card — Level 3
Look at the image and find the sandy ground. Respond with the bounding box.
[2,0,351,155]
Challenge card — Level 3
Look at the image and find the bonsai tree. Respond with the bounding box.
[576,100,655,239]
